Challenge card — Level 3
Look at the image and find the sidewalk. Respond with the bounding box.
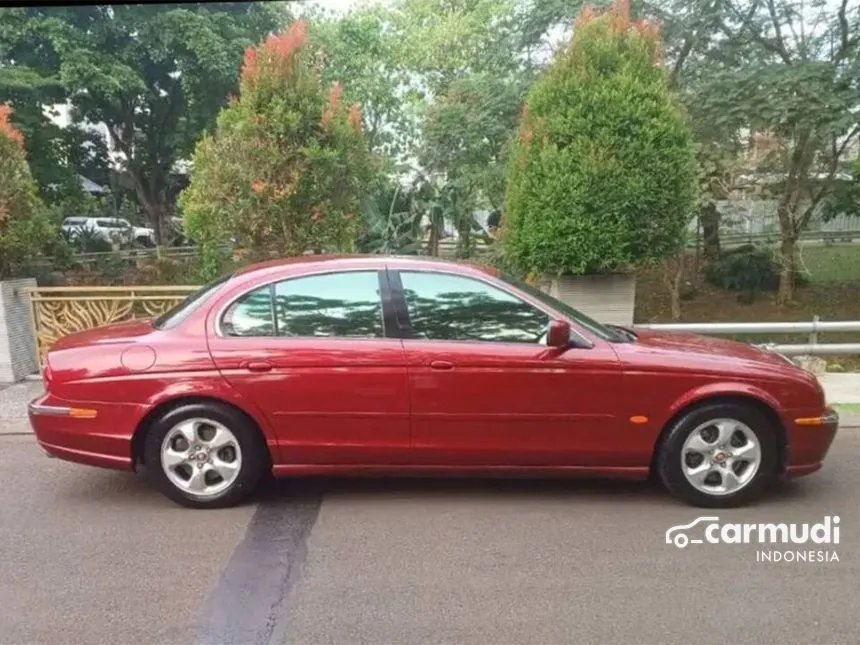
[818,373,860,405]
[1,374,858,435]
[0,379,43,435]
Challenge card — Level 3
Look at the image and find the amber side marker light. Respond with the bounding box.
[28,404,98,419]
[630,415,649,424]
[794,411,840,426]
[68,408,98,419]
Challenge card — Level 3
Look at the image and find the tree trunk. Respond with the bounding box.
[125,161,167,247]
[664,252,685,321]
[777,234,796,304]
[700,202,721,263]
[456,220,471,259]
[144,201,166,246]
[428,211,441,257]
[776,200,797,304]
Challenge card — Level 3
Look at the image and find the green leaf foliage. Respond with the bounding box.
[310,6,416,160]
[0,105,54,279]
[0,4,284,240]
[179,20,379,278]
[502,0,698,277]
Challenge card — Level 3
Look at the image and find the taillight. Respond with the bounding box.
[42,361,53,387]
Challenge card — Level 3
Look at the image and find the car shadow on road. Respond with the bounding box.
[54,467,827,510]
[255,472,828,509]
[259,474,675,506]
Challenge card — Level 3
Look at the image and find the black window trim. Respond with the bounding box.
[213,267,398,341]
[384,267,410,339]
[387,267,594,348]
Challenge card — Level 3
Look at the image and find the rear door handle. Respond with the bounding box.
[429,360,454,370]
[243,360,273,372]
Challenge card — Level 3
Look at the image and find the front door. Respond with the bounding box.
[207,269,411,465]
[390,268,623,467]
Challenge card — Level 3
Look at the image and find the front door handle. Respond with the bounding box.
[429,360,454,370]
[243,360,273,372]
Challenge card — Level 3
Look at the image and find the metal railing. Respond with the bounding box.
[36,237,494,270]
[22,285,198,368]
[636,319,860,356]
[17,282,860,370]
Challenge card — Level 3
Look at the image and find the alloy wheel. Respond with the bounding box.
[160,417,243,498]
[680,417,762,497]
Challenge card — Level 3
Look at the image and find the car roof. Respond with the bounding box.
[231,253,500,280]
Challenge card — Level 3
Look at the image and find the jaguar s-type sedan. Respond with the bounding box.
[28,255,839,509]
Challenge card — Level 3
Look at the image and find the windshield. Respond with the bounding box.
[153,273,233,330]
[504,274,631,343]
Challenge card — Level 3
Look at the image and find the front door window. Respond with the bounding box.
[398,271,549,344]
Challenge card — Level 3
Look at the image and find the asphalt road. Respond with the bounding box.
[1,429,858,645]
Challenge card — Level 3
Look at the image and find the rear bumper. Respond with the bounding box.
[783,407,839,479]
[28,392,142,471]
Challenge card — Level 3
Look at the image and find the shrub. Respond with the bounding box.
[705,245,774,301]
[502,0,698,278]
[705,244,808,302]
[0,105,54,279]
[179,19,378,280]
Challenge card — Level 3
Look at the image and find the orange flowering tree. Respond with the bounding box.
[502,0,697,278]
[180,19,378,278]
[0,105,52,279]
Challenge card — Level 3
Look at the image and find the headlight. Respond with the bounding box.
[756,343,796,365]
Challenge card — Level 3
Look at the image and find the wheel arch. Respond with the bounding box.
[649,392,788,478]
[131,395,273,470]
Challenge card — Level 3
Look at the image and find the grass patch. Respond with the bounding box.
[635,244,860,369]
[834,403,860,415]
[799,244,860,284]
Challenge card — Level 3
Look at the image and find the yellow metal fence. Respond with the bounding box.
[22,285,200,370]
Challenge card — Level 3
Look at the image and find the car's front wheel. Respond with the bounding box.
[656,402,779,508]
[143,402,268,509]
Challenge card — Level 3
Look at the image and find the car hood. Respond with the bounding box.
[628,327,797,371]
[51,318,155,351]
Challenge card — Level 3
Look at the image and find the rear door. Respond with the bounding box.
[207,269,411,465]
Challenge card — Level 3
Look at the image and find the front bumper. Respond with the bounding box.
[783,407,839,478]
[28,392,140,471]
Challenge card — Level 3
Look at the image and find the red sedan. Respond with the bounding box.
[28,255,839,509]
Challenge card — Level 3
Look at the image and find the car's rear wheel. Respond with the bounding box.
[656,402,779,508]
[143,402,268,509]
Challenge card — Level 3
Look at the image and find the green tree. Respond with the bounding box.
[306,0,594,256]
[502,0,698,278]
[391,0,539,251]
[311,6,416,160]
[0,4,284,243]
[0,105,53,279]
[179,19,378,280]
[355,176,425,255]
[641,0,860,303]
[0,56,112,208]
[420,72,528,244]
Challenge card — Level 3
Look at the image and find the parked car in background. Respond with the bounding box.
[27,255,839,510]
[61,216,156,248]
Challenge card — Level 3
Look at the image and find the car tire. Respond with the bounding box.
[656,402,779,508]
[143,402,269,509]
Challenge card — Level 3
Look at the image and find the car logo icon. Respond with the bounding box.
[665,516,720,548]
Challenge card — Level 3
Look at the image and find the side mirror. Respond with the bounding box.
[546,319,571,348]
